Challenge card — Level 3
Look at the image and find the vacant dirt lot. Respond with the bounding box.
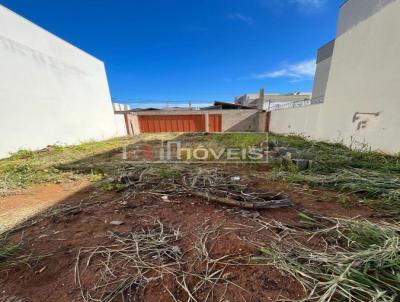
[0,165,371,302]
[2,133,398,302]
[0,181,90,234]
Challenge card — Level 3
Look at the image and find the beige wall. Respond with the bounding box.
[270,104,322,138]
[271,0,400,154]
[337,0,396,36]
[312,57,332,99]
[318,0,400,153]
[220,110,260,132]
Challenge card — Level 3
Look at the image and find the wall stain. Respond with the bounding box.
[0,35,87,76]
[352,112,381,131]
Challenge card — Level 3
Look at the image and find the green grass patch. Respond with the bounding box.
[268,134,400,218]
[0,137,131,195]
[0,244,19,260]
[269,133,400,174]
[207,133,267,149]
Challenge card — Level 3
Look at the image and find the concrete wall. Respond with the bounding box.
[127,109,264,133]
[312,40,335,99]
[235,94,259,106]
[114,114,128,136]
[270,104,322,137]
[221,110,260,132]
[316,0,400,153]
[113,103,131,112]
[0,5,118,158]
[312,57,332,99]
[271,0,400,154]
[337,0,396,36]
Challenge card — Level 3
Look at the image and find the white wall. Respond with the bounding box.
[0,5,118,158]
[114,114,127,136]
[271,0,400,154]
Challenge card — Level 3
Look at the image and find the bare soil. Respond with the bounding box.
[0,166,372,302]
[0,180,90,234]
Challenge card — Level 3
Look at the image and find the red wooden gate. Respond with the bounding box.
[138,115,205,133]
[208,114,222,132]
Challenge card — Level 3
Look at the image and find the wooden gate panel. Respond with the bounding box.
[209,114,222,132]
[139,115,205,133]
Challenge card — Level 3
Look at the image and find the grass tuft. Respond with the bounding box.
[0,137,131,195]
[208,133,266,149]
[268,134,400,218]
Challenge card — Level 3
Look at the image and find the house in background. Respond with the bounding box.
[121,102,268,135]
[0,5,120,158]
[235,92,311,111]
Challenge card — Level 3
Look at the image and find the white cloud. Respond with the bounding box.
[251,59,316,81]
[257,0,326,13]
[228,12,254,25]
[291,0,326,9]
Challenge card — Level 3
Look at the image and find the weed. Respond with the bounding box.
[280,158,299,173]
[0,244,19,260]
[158,167,180,179]
[263,218,400,302]
[298,212,316,224]
[337,194,352,208]
[268,134,400,218]
[321,191,335,201]
[0,137,131,195]
[269,133,400,174]
[9,149,35,160]
[89,170,104,182]
[101,183,115,192]
[208,133,266,149]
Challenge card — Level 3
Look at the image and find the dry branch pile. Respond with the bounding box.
[116,165,293,210]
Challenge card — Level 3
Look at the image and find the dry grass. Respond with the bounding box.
[268,133,400,218]
[255,216,400,302]
[75,220,247,302]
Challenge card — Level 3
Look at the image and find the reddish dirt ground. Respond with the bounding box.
[0,180,90,234]
[0,170,372,302]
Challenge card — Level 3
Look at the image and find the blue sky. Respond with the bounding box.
[1,0,343,107]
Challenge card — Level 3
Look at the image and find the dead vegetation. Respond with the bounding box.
[75,220,248,302]
[116,165,292,209]
[267,134,400,218]
[257,216,400,302]
[1,133,400,302]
